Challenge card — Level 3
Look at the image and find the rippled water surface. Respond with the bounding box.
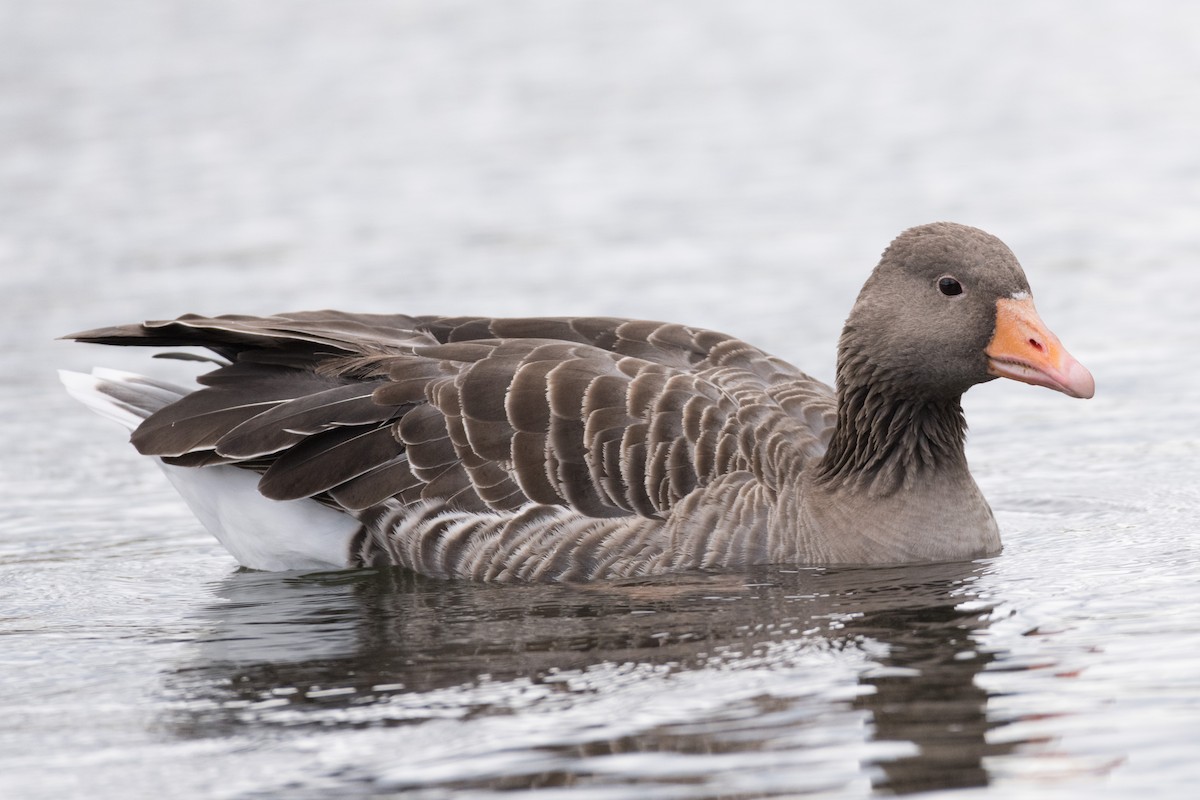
[3,1,1200,797]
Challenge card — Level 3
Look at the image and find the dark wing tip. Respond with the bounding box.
[59,322,155,343]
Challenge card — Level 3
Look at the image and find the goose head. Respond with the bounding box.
[838,222,1094,402]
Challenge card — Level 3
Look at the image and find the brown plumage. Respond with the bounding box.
[62,223,1094,581]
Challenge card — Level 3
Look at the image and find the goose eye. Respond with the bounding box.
[938,276,963,296]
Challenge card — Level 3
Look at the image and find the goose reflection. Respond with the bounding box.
[164,562,1012,794]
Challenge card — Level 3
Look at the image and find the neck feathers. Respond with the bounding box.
[816,348,968,497]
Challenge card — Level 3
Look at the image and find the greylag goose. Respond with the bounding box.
[61,223,1094,581]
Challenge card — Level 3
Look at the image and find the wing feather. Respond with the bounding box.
[131,370,336,457]
[328,457,424,510]
[258,425,403,501]
[217,383,392,459]
[68,311,836,532]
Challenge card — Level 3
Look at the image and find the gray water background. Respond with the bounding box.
[2,1,1199,797]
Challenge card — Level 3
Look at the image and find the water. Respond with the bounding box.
[3,1,1199,797]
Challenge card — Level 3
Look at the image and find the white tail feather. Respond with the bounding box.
[59,368,173,431]
[60,369,356,571]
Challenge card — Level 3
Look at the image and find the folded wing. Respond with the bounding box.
[66,312,836,523]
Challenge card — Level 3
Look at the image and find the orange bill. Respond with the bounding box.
[985,296,1095,399]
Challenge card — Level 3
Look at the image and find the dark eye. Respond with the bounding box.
[937,276,963,296]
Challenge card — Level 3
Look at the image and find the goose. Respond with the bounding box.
[60,222,1094,581]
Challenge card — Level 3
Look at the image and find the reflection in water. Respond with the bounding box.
[164,563,1015,795]
[851,593,1013,794]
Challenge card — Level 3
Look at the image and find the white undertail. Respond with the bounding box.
[59,369,356,571]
